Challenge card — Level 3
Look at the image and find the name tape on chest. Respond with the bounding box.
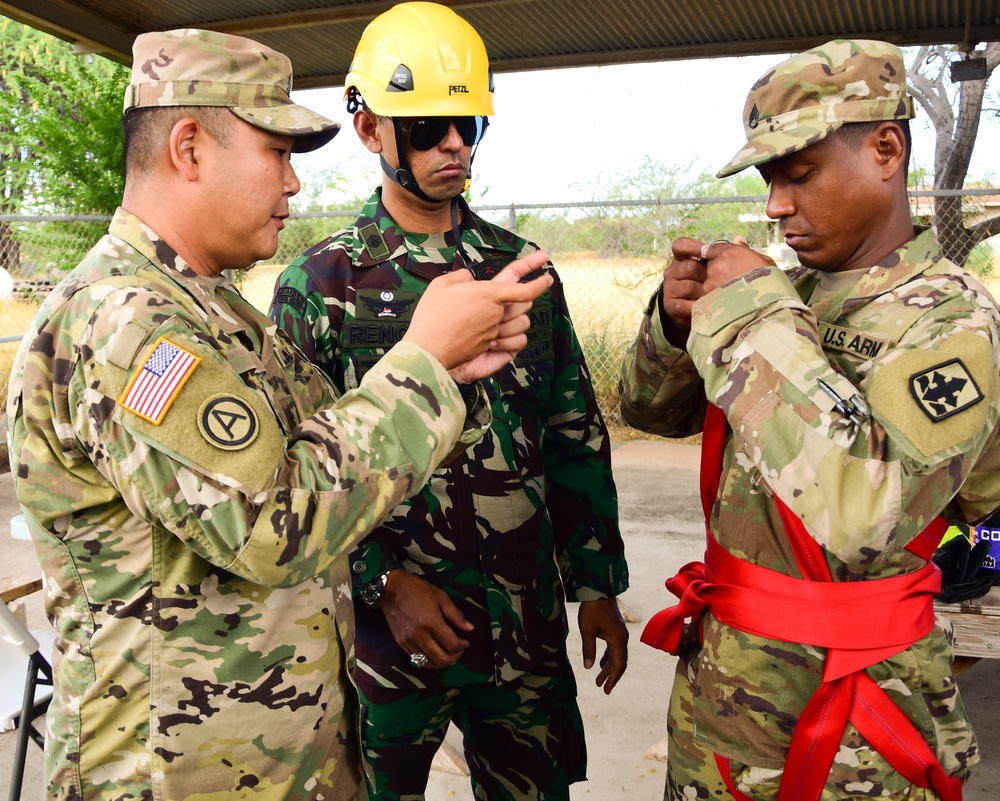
[909,358,984,422]
[118,337,201,425]
[819,323,889,360]
[345,288,421,351]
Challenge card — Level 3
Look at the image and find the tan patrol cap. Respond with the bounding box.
[125,28,339,153]
[717,39,914,178]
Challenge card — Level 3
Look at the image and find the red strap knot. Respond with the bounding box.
[640,560,708,654]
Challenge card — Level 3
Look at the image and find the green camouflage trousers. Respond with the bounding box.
[359,666,586,801]
[665,661,964,801]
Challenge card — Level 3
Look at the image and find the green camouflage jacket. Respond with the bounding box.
[270,189,628,688]
[620,227,1000,772]
[6,208,489,801]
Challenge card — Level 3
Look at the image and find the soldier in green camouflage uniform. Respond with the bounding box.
[619,40,1000,800]
[6,27,553,801]
[270,4,629,799]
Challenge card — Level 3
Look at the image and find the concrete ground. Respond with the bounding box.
[2,440,999,799]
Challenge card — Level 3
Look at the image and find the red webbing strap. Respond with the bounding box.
[638,400,726,653]
[763,443,960,800]
[700,402,728,521]
[643,404,961,801]
[713,754,754,801]
[640,535,940,660]
[784,667,962,801]
[907,515,949,561]
[850,671,963,801]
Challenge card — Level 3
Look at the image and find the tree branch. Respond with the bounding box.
[969,213,1000,242]
[939,44,1000,188]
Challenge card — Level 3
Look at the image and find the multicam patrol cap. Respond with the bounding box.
[124,28,340,153]
[716,39,914,178]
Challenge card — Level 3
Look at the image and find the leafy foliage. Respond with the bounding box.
[0,16,128,273]
[0,16,128,215]
[274,161,374,266]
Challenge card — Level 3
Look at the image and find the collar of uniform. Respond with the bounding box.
[794,226,947,323]
[108,207,242,321]
[351,189,519,271]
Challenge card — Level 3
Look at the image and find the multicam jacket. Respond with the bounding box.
[7,208,489,801]
[270,189,628,688]
[620,227,1000,778]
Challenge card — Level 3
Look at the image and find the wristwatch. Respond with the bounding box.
[359,571,391,606]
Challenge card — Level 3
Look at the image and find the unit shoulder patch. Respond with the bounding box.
[867,330,998,463]
[909,358,984,422]
[118,336,201,425]
[198,394,259,450]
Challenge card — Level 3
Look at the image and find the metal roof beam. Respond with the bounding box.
[0,0,132,62]
[202,0,538,36]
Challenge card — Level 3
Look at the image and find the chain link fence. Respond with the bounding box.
[2,190,999,431]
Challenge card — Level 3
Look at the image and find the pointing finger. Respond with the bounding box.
[491,250,549,284]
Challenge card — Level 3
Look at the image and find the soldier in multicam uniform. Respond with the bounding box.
[6,27,553,801]
[269,3,629,799]
[619,40,1000,801]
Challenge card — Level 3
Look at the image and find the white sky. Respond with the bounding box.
[291,52,1000,209]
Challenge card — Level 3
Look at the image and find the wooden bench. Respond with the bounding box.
[0,571,43,604]
[935,584,1000,673]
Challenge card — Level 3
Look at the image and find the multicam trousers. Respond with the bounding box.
[665,661,964,801]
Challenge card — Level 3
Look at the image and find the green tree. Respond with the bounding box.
[0,16,128,273]
[908,42,1000,265]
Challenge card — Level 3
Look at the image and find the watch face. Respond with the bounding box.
[361,574,386,606]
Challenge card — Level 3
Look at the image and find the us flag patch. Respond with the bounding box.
[118,337,201,424]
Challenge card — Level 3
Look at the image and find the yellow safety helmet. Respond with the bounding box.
[345,1,494,118]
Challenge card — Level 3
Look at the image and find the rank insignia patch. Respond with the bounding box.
[198,394,259,450]
[909,358,983,422]
[119,337,201,425]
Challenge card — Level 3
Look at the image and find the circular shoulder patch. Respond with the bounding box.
[197,394,259,450]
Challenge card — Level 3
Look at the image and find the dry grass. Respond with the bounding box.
[1,299,38,411]
[0,298,41,338]
[240,255,666,324]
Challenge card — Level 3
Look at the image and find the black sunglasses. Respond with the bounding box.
[399,116,489,151]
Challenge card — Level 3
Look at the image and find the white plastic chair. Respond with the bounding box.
[1,595,54,801]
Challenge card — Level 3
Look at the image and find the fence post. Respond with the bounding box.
[508,204,516,234]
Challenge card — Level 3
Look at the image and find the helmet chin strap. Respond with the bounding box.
[381,119,477,272]
[382,118,484,205]
[382,119,436,202]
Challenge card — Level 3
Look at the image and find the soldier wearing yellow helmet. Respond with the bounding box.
[270,3,630,799]
[344,1,494,203]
